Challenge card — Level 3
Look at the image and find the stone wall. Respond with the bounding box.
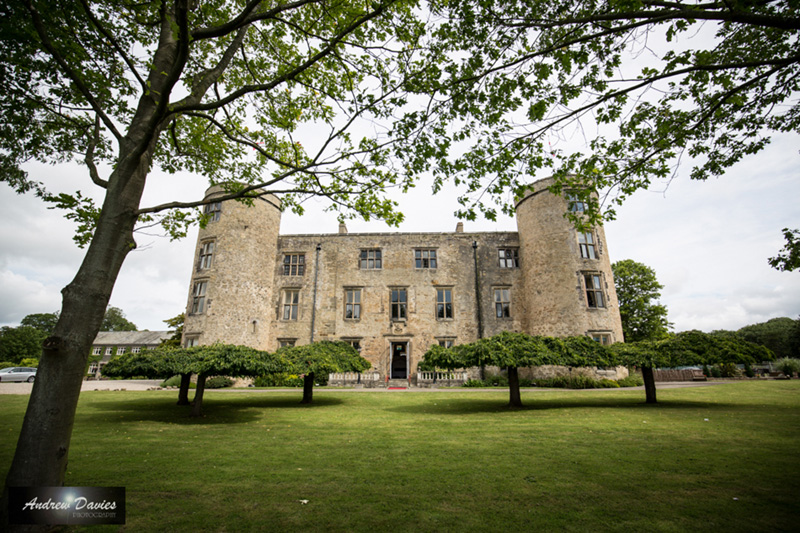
[182,186,281,349]
[181,178,626,383]
[515,178,624,342]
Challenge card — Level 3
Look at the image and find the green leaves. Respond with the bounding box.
[611,259,671,342]
[422,331,615,370]
[279,340,371,376]
[402,0,800,233]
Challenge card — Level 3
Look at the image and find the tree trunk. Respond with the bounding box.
[3,170,146,491]
[508,367,522,407]
[642,366,657,404]
[191,374,208,417]
[301,373,314,404]
[177,373,191,405]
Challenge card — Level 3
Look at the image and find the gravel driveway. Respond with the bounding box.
[0,379,163,395]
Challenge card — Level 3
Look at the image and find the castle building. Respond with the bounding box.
[181,177,624,383]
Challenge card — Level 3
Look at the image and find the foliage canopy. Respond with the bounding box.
[612,259,671,342]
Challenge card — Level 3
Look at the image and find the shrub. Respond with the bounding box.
[710,366,722,378]
[776,358,800,378]
[205,376,234,389]
[462,379,486,387]
[160,375,195,389]
[253,373,304,387]
[744,362,756,378]
[702,364,711,377]
[485,375,508,387]
[617,375,644,387]
[719,362,739,377]
[519,378,534,387]
[19,358,39,367]
[0,361,16,369]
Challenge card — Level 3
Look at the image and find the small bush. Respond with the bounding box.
[776,358,800,378]
[744,362,756,378]
[702,364,711,377]
[462,379,486,387]
[18,358,39,367]
[617,375,644,387]
[710,366,722,378]
[0,361,16,369]
[719,362,739,377]
[485,375,509,387]
[160,375,195,389]
[205,376,234,389]
[519,378,534,387]
[253,373,304,387]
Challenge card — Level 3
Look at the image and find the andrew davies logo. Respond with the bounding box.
[9,487,125,525]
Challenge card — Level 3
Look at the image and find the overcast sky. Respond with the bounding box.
[1,128,798,334]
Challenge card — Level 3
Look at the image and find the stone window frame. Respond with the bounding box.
[203,201,222,222]
[414,248,438,269]
[184,337,199,348]
[198,240,215,270]
[493,287,512,319]
[437,337,456,349]
[498,248,519,268]
[359,249,382,270]
[567,192,588,213]
[578,231,598,260]
[588,331,612,345]
[191,280,208,315]
[278,338,296,348]
[583,272,606,309]
[281,288,300,320]
[436,287,454,320]
[342,338,362,353]
[282,253,306,276]
[344,287,362,321]
[390,287,408,321]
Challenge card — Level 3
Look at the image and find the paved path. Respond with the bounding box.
[0,379,731,396]
[0,379,163,395]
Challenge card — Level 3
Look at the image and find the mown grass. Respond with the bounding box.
[1,381,799,532]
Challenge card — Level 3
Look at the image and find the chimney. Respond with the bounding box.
[338,222,348,234]
[455,222,464,233]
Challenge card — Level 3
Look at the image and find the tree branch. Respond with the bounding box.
[191,0,321,40]
[22,0,122,141]
[77,0,147,92]
[171,1,397,114]
[85,114,109,188]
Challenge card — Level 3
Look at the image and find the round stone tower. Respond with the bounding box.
[514,177,624,343]
[182,186,281,349]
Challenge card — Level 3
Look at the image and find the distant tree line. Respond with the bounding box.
[0,307,137,364]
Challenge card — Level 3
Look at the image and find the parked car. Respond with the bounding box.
[0,367,37,382]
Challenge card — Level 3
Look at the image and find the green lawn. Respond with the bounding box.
[2,381,799,532]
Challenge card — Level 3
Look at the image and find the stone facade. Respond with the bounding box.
[182,178,625,383]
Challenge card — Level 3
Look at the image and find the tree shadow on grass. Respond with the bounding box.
[78,392,345,425]
[385,395,743,416]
